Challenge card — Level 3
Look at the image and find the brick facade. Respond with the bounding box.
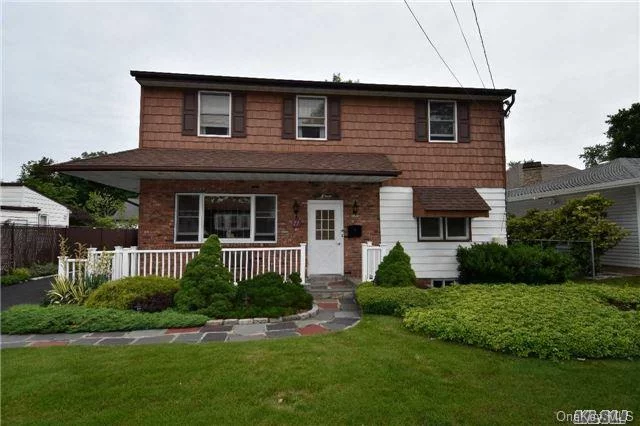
[139,179,380,280]
[139,88,506,188]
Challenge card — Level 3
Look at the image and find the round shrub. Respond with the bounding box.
[235,272,312,314]
[85,276,180,312]
[174,235,236,314]
[374,242,416,287]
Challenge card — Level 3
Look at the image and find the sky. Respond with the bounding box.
[2,0,639,181]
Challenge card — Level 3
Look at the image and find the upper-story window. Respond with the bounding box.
[199,92,231,137]
[429,100,457,142]
[297,96,327,140]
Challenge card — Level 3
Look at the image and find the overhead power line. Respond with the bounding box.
[403,0,463,88]
[449,0,485,88]
[471,0,496,88]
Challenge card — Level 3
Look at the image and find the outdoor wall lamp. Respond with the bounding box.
[352,200,359,216]
[293,200,300,216]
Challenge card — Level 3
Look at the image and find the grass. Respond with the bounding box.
[2,316,639,425]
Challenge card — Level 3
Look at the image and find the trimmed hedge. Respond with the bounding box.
[232,272,313,318]
[85,276,180,312]
[355,282,442,316]
[402,284,640,360]
[0,304,208,334]
[457,242,577,284]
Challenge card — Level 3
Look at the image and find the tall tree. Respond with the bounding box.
[580,103,640,167]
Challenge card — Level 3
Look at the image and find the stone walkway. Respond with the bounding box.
[1,278,360,348]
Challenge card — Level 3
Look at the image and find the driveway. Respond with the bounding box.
[1,277,53,310]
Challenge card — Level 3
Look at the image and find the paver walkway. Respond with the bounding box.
[1,279,360,348]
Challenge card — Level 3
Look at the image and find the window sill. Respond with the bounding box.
[296,137,328,141]
[428,140,458,144]
[197,134,232,138]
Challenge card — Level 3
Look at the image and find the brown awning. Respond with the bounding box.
[413,187,491,218]
[51,148,400,192]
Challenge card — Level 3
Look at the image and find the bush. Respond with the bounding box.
[374,242,416,287]
[28,263,58,277]
[507,193,629,274]
[174,236,236,314]
[356,282,444,316]
[457,242,577,284]
[228,272,313,319]
[0,304,208,334]
[402,284,640,360]
[85,276,180,312]
[1,268,32,286]
[46,276,90,305]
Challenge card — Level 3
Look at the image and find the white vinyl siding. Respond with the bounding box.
[0,186,70,226]
[380,187,506,279]
[508,186,639,268]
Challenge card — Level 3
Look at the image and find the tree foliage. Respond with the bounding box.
[580,103,640,167]
[507,193,629,273]
[330,73,359,83]
[18,152,135,226]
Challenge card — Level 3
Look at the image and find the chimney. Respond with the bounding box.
[522,161,543,186]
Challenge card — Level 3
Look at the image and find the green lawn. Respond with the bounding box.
[2,316,638,425]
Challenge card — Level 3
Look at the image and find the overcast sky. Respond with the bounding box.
[2,0,639,181]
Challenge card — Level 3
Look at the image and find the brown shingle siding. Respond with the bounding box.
[139,87,507,188]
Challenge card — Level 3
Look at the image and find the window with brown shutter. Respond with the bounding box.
[231,93,246,138]
[282,96,296,139]
[182,90,198,136]
[457,101,471,143]
[327,97,341,140]
[415,100,428,141]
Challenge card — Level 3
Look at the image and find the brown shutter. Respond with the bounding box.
[457,101,471,143]
[415,100,428,141]
[182,90,197,136]
[231,93,246,137]
[327,97,341,140]
[282,96,296,139]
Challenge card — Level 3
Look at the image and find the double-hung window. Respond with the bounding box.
[297,96,327,139]
[418,217,470,241]
[429,100,457,142]
[199,92,231,136]
[175,194,277,243]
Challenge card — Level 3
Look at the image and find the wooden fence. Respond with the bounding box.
[1,224,137,272]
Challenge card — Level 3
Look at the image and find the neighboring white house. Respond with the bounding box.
[507,158,640,270]
[0,183,70,227]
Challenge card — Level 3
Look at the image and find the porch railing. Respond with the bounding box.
[361,242,388,282]
[58,244,307,284]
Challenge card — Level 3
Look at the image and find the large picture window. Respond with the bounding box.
[175,194,277,243]
[418,217,470,241]
[199,92,231,136]
[297,96,326,139]
[429,100,457,142]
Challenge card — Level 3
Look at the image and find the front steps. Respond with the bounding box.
[305,275,356,301]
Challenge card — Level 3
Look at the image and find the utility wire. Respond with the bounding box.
[471,0,495,88]
[449,0,485,88]
[403,0,463,88]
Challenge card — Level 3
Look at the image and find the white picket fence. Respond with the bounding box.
[58,244,307,284]
[361,242,388,282]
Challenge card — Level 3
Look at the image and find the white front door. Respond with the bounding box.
[307,200,344,275]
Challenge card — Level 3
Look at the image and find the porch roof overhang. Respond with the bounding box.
[51,148,400,192]
[413,187,491,218]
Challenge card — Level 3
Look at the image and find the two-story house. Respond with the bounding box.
[53,71,515,284]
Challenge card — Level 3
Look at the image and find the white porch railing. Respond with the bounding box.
[361,242,388,282]
[58,243,307,284]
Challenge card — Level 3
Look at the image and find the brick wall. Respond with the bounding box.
[140,88,506,188]
[139,180,380,280]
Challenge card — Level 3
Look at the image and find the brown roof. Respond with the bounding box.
[413,187,491,218]
[52,148,399,177]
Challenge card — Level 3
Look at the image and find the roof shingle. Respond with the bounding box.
[413,187,491,218]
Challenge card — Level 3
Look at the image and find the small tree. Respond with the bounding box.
[373,242,416,287]
[508,193,628,274]
[174,235,236,314]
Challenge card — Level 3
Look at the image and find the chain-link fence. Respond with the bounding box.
[508,239,596,279]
